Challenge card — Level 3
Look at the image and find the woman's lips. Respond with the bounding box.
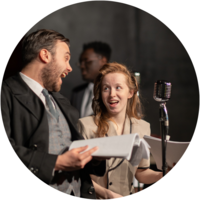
[109,100,119,107]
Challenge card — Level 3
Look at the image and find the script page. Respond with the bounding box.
[144,135,189,169]
[69,134,140,159]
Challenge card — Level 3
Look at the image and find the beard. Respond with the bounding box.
[41,59,62,92]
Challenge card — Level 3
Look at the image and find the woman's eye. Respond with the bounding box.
[103,87,108,91]
[116,86,121,89]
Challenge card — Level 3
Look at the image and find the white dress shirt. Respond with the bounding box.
[80,82,94,117]
[19,72,56,111]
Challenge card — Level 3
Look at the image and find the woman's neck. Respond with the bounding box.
[112,114,126,126]
[109,113,126,135]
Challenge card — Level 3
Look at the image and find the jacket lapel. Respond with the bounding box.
[5,74,45,121]
[130,118,141,135]
[4,73,83,143]
[122,116,131,135]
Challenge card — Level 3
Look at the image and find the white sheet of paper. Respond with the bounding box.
[69,133,140,160]
[144,135,189,170]
[69,133,150,167]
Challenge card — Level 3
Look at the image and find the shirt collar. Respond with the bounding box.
[19,72,44,97]
[88,82,94,91]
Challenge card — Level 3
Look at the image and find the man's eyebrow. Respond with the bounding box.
[66,52,71,56]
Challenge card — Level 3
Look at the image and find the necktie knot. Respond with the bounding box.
[42,88,49,97]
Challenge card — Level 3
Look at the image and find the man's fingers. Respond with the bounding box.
[81,155,93,167]
[61,146,98,171]
[80,146,98,160]
[80,147,98,166]
[75,145,89,153]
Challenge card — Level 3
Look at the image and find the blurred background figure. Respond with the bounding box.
[71,41,112,117]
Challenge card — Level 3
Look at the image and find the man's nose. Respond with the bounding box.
[67,64,72,72]
[79,61,86,69]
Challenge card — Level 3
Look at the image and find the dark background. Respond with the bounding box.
[3,1,199,142]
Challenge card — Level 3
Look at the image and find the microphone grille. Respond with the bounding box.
[153,80,172,102]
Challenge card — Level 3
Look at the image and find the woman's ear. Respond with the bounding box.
[39,49,51,63]
[128,89,134,99]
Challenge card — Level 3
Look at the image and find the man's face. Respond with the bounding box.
[41,41,72,92]
[79,48,106,82]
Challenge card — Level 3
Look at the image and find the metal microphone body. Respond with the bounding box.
[153,80,172,176]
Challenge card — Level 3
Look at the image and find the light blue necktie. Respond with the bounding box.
[42,89,59,120]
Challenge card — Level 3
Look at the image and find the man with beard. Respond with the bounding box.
[1,29,105,198]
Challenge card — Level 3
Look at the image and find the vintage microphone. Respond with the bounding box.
[153,80,172,176]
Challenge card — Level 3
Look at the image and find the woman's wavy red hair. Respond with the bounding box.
[92,62,143,137]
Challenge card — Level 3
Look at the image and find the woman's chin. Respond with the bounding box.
[107,110,120,117]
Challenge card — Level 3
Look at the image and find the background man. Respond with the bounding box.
[71,41,112,117]
[1,29,105,198]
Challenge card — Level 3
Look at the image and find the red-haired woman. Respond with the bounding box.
[78,62,162,198]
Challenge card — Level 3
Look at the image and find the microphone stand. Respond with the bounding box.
[159,102,169,176]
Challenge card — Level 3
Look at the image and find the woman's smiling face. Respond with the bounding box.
[101,72,133,117]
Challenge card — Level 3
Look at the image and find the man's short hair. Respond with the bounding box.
[83,41,111,62]
[22,29,70,66]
